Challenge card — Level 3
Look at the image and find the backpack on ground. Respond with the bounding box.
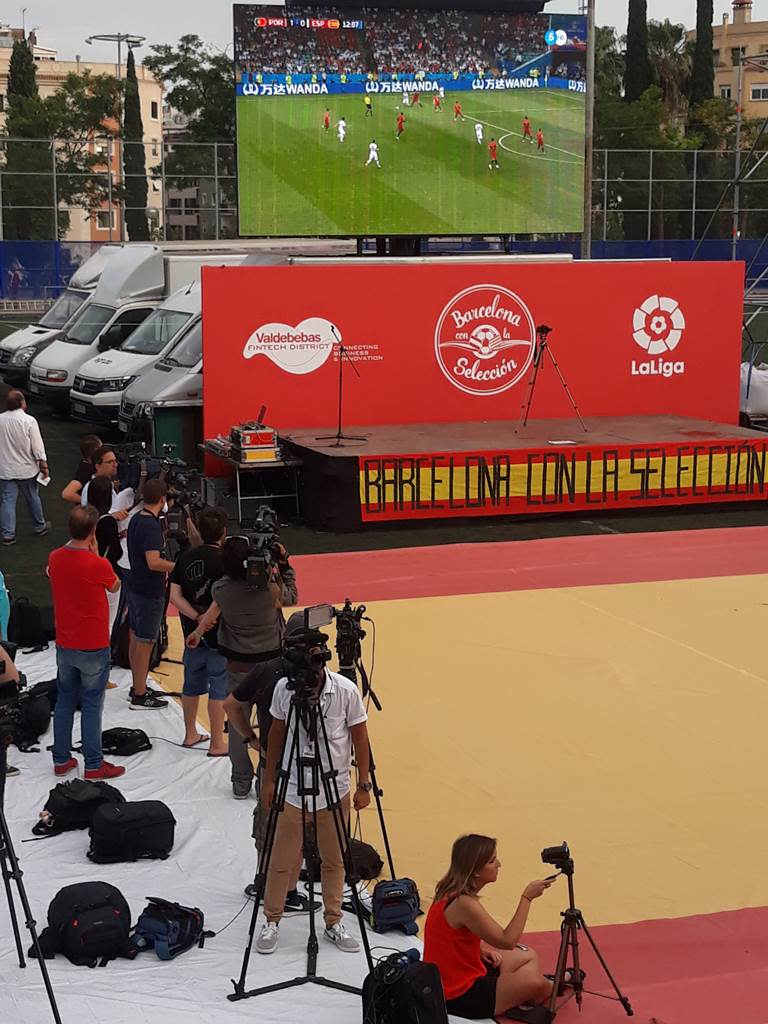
[369,878,422,935]
[7,597,54,649]
[348,838,384,882]
[10,686,52,752]
[32,779,126,837]
[27,676,58,711]
[130,897,212,960]
[32,881,133,968]
[75,727,152,758]
[362,952,448,1024]
[87,801,176,863]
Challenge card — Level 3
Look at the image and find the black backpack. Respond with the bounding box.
[370,878,422,935]
[8,597,54,649]
[10,688,52,752]
[363,954,448,1024]
[111,615,164,671]
[32,779,126,837]
[130,897,212,960]
[27,677,58,711]
[87,801,176,863]
[75,727,152,758]
[348,838,384,882]
[34,882,133,968]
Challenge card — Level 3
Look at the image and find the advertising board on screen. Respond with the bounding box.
[233,4,587,237]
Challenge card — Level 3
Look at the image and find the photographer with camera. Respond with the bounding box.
[423,834,559,1018]
[253,627,372,957]
[186,530,298,799]
[169,507,228,754]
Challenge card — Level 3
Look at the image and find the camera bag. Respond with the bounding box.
[87,801,176,863]
[348,838,384,881]
[10,688,52,751]
[369,878,421,935]
[362,954,448,1024]
[33,881,133,968]
[130,897,213,960]
[32,779,126,837]
[7,597,54,649]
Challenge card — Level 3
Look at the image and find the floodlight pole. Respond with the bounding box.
[580,0,596,259]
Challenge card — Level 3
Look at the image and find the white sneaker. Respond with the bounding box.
[256,921,279,954]
[324,922,360,953]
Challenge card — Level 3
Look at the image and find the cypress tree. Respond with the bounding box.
[690,0,715,110]
[123,48,149,241]
[8,36,38,98]
[624,0,653,102]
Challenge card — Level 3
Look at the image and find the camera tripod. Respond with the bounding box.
[316,325,367,448]
[0,741,63,1024]
[229,683,375,1004]
[334,603,395,881]
[516,325,588,433]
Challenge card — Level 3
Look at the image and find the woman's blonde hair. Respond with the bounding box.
[434,834,497,902]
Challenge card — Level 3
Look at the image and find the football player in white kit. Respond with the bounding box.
[337,117,346,142]
[365,139,381,167]
[475,122,484,144]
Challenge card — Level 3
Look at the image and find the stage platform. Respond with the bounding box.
[282,415,768,528]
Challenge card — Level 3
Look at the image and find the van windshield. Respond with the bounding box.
[121,309,193,355]
[161,320,202,368]
[39,288,88,329]
[63,303,115,345]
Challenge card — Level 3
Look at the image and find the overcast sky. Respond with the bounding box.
[15,1,762,64]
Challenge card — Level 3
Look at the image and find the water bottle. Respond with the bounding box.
[0,569,10,642]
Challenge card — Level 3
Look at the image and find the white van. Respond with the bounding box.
[29,245,243,415]
[70,283,203,423]
[0,245,120,387]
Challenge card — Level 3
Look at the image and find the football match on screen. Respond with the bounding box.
[233,4,587,237]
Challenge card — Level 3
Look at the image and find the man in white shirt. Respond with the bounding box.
[257,628,372,956]
[0,389,49,546]
[365,139,381,167]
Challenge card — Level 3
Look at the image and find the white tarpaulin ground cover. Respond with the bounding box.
[1,649,429,1024]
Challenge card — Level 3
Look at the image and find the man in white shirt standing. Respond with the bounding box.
[256,627,372,956]
[0,389,49,546]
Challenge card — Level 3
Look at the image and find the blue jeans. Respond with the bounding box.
[52,647,110,771]
[0,476,46,539]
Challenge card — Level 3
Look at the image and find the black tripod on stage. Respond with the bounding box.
[517,325,587,433]
[229,638,376,1005]
[508,843,632,1024]
[0,741,63,1024]
[316,325,366,447]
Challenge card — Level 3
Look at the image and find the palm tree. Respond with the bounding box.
[648,19,691,118]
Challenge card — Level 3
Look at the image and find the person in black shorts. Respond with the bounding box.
[423,834,561,1018]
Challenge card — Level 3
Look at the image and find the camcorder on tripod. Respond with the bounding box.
[240,504,284,591]
[507,842,633,1024]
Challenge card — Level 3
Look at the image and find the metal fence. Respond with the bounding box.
[0,138,765,245]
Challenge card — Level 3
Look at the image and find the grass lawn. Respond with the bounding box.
[236,87,584,236]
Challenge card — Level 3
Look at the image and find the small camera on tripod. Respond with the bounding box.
[242,505,282,591]
[541,840,574,876]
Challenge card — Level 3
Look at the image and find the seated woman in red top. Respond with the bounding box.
[423,834,555,1019]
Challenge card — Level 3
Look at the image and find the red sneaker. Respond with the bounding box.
[84,761,126,780]
[54,757,78,776]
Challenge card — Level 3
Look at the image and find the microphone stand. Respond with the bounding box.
[315,326,367,447]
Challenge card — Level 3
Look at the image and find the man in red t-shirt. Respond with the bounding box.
[48,504,122,780]
[488,137,499,170]
[396,110,406,139]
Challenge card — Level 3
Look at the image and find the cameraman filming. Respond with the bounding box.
[253,627,372,957]
[423,834,560,1018]
[186,534,298,799]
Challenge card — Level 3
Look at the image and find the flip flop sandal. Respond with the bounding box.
[182,736,210,748]
[206,751,228,758]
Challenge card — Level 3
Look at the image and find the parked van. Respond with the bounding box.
[29,245,244,413]
[70,282,203,425]
[0,245,119,386]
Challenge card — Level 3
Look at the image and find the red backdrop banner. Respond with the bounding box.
[201,261,744,439]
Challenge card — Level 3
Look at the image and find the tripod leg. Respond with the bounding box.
[518,356,541,431]
[548,919,573,1016]
[0,846,25,966]
[579,917,634,1016]
[545,347,588,432]
[303,796,320,977]
[368,753,396,879]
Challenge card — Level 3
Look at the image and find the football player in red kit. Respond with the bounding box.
[323,108,330,131]
[454,100,463,120]
[522,115,533,143]
[536,127,544,151]
[488,137,499,170]
[433,93,443,111]
[396,110,405,138]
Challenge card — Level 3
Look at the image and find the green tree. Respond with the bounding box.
[4,68,122,239]
[123,49,149,240]
[690,0,714,111]
[4,38,51,239]
[594,26,624,98]
[648,20,691,119]
[624,0,653,103]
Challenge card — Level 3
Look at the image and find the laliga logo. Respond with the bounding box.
[631,295,686,378]
[242,317,335,375]
[434,284,536,396]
